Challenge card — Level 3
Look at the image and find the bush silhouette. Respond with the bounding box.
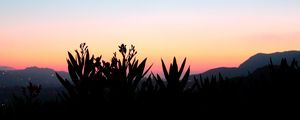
[8,82,42,119]
[55,43,152,113]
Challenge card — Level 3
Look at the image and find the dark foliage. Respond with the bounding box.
[1,43,300,118]
[1,82,42,119]
[55,43,152,114]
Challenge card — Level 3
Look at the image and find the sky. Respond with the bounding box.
[0,0,300,74]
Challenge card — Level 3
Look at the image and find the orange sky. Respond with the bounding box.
[0,0,300,74]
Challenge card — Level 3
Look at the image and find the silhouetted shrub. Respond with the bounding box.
[8,82,42,119]
[56,43,152,113]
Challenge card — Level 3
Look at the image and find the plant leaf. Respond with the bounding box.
[161,59,169,80]
[180,66,190,90]
[178,58,186,77]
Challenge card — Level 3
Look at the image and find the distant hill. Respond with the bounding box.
[194,50,300,78]
[195,67,247,78]
[0,66,16,71]
[0,66,69,87]
[239,51,300,72]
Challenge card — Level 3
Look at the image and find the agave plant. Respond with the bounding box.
[154,57,190,95]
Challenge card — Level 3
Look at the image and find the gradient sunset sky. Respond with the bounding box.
[1,0,300,73]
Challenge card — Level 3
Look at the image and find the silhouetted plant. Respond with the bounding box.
[56,43,152,109]
[56,43,102,104]
[138,75,159,105]
[268,58,300,104]
[192,73,241,108]
[140,75,159,95]
[154,57,190,99]
[100,44,152,106]
[10,82,42,119]
[22,82,41,103]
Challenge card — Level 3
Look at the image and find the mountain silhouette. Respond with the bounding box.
[0,67,69,103]
[239,50,300,72]
[0,66,69,87]
[194,50,300,78]
[0,66,16,71]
